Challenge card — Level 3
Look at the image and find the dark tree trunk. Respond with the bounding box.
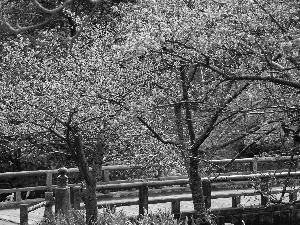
[175,66,211,224]
[81,181,98,224]
[71,130,100,225]
[189,157,211,225]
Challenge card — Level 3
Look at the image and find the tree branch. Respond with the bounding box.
[208,125,261,152]
[32,0,74,14]
[35,107,66,126]
[4,0,75,33]
[191,83,250,154]
[69,1,101,47]
[95,94,177,147]
[137,116,178,146]
[31,121,66,141]
[203,63,300,90]
[4,16,54,33]
[220,127,276,171]
[66,108,78,126]
[180,65,195,144]
[253,0,288,35]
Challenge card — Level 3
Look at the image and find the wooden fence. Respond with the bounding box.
[0,156,299,224]
[18,167,300,225]
[0,165,140,202]
[71,171,300,215]
[20,192,53,225]
[0,155,298,202]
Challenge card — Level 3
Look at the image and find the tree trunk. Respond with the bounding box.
[72,130,99,225]
[189,156,211,225]
[81,181,98,225]
[174,104,190,171]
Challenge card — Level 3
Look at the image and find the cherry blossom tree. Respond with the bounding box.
[108,0,300,223]
[2,0,300,224]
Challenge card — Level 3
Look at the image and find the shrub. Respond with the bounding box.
[37,209,199,225]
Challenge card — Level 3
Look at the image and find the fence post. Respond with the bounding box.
[46,172,53,192]
[55,167,70,215]
[103,170,110,194]
[260,177,269,206]
[251,156,258,173]
[139,185,148,215]
[103,169,110,182]
[202,179,211,208]
[232,196,241,207]
[156,167,162,180]
[171,200,181,219]
[15,190,22,202]
[44,192,54,219]
[289,189,297,202]
[70,186,81,209]
[20,204,28,225]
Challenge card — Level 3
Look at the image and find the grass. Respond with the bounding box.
[37,208,209,225]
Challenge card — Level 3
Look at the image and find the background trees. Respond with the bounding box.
[0,1,183,222]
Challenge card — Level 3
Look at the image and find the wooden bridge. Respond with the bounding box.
[1,156,300,225]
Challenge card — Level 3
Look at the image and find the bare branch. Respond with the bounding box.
[95,94,178,147]
[29,105,66,126]
[209,125,261,152]
[220,128,276,171]
[4,0,75,33]
[69,1,101,47]
[210,127,276,180]
[266,57,294,81]
[31,121,66,141]
[203,63,300,90]
[137,116,178,146]
[191,83,250,153]
[4,16,54,33]
[32,0,74,14]
[253,0,288,35]
[66,108,78,126]
[25,102,66,126]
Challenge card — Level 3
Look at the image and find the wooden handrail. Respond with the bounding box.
[96,178,189,190]
[0,156,298,205]
[208,171,300,182]
[0,165,142,200]
[210,155,299,164]
[12,164,300,224]
[1,155,298,179]
[94,171,300,191]
[0,165,141,178]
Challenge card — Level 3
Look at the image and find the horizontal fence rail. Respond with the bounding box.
[0,156,300,224]
[1,156,299,202]
[0,165,140,178]
[69,171,300,216]
[0,165,142,202]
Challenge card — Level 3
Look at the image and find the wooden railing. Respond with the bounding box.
[0,165,140,202]
[18,168,67,225]
[0,156,300,224]
[20,192,54,225]
[70,170,300,216]
[209,155,300,173]
[15,167,300,225]
[0,156,298,203]
[0,156,299,203]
